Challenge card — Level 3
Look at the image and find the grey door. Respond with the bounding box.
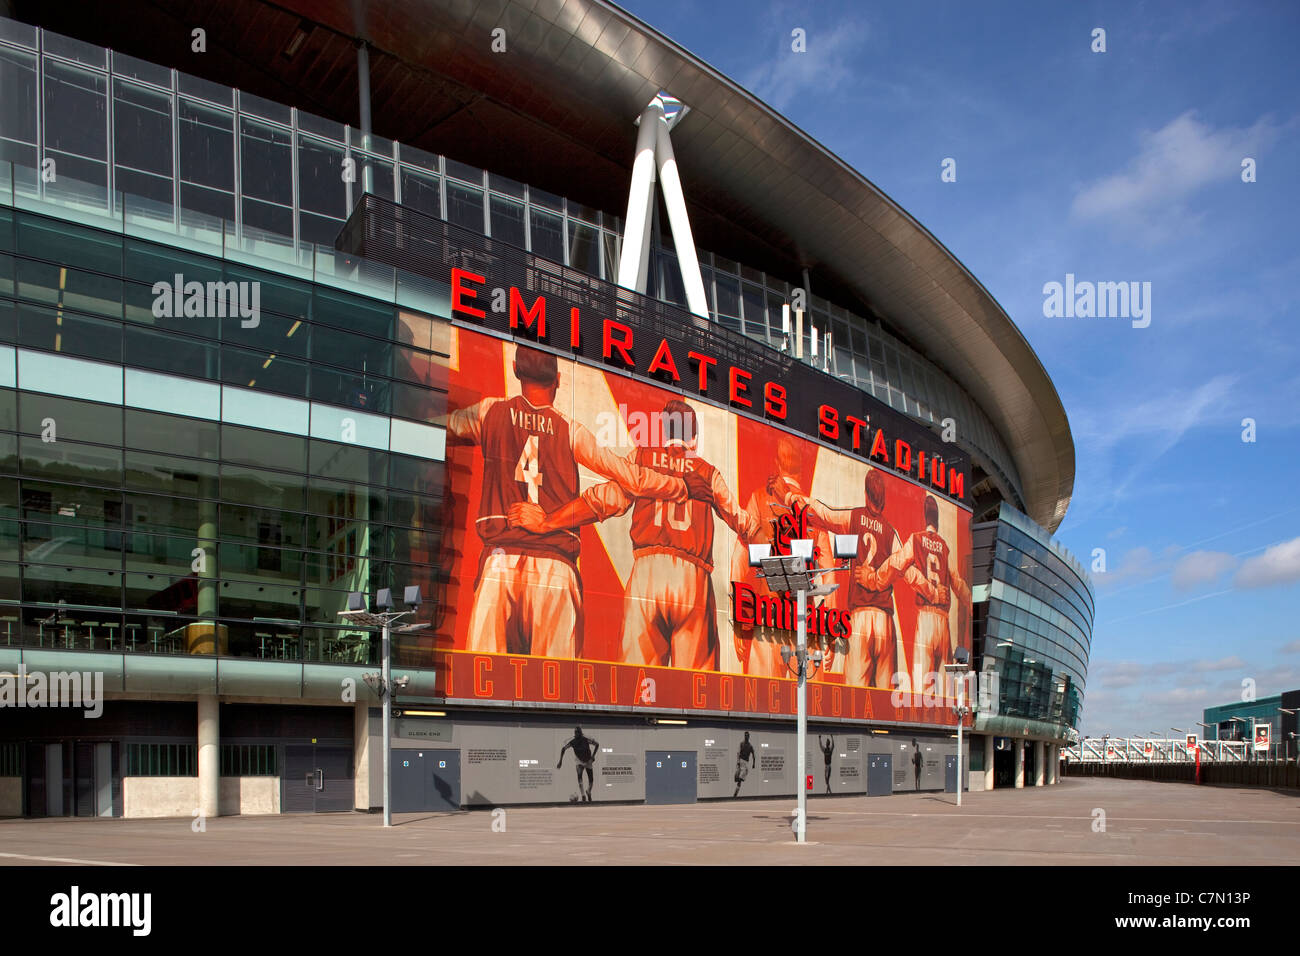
[867,753,892,796]
[283,744,355,813]
[945,754,964,793]
[645,751,696,804]
[391,749,460,812]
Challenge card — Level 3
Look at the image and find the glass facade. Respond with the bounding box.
[0,17,1023,511]
[972,504,1093,735]
[0,204,449,665]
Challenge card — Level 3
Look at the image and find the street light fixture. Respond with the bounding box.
[943,646,971,806]
[338,586,428,827]
[748,533,857,844]
[1280,709,1298,761]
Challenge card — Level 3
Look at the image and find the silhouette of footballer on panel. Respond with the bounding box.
[558,726,600,803]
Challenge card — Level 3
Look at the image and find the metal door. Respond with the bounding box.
[283,744,355,813]
[945,754,965,793]
[645,751,697,804]
[867,753,892,796]
[390,749,460,812]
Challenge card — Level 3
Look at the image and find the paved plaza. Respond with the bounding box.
[2,778,1296,866]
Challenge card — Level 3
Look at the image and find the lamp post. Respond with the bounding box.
[1279,709,1297,761]
[1170,728,1185,761]
[943,647,971,806]
[747,533,858,844]
[338,586,427,827]
[1229,716,1254,762]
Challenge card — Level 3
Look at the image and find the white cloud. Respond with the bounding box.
[1171,550,1237,591]
[1282,639,1300,654]
[1070,111,1282,241]
[1235,536,1300,589]
[740,17,870,112]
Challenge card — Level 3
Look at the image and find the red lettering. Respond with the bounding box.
[917,450,926,480]
[451,268,486,319]
[509,657,527,698]
[688,351,716,392]
[831,686,843,717]
[729,367,753,407]
[609,664,618,704]
[818,404,839,439]
[602,320,634,366]
[692,673,707,708]
[473,655,493,697]
[647,338,681,381]
[508,287,546,337]
[745,678,758,711]
[870,428,889,463]
[764,382,787,419]
[813,684,823,716]
[768,681,780,713]
[541,660,560,700]
[720,676,734,710]
[732,581,756,628]
[578,662,596,703]
[931,457,946,489]
[633,668,649,705]
[948,468,966,500]
[569,307,580,349]
[894,439,912,473]
[846,415,867,450]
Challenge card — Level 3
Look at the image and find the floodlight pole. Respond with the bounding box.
[381,616,392,827]
[795,585,808,843]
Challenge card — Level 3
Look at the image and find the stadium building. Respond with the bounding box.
[0,0,1091,817]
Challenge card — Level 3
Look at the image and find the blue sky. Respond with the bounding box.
[620,0,1300,736]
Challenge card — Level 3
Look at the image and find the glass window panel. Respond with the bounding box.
[489,196,525,248]
[124,450,217,498]
[113,79,172,177]
[443,158,481,185]
[312,287,391,338]
[122,410,216,462]
[528,209,564,263]
[446,181,484,233]
[361,158,395,201]
[529,186,562,211]
[220,423,307,473]
[16,260,122,318]
[19,394,121,446]
[297,110,344,143]
[299,212,343,248]
[0,48,39,150]
[178,99,234,193]
[297,136,346,218]
[311,323,391,375]
[124,325,217,379]
[399,169,440,219]
[17,302,123,362]
[306,477,385,523]
[488,172,524,198]
[110,51,170,88]
[220,463,305,511]
[568,221,599,276]
[24,562,122,612]
[309,440,387,485]
[242,197,292,238]
[20,435,122,485]
[177,72,232,107]
[741,283,766,340]
[602,231,619,282]
[310,366,389,415]
[43,60,107,160]
[220,344,307,398]
[237,90,290,125]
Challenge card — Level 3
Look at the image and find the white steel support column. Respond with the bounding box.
[653,114,709,319]
[1034,741,1046,786]
[198,695,219,819]
[984,734,995,791]
[1014,739,1025,788]
[617,101,661,294]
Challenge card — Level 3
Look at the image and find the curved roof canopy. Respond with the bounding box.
[24,0,1074,531]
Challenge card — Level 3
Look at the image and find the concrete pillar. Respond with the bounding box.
[1014,738,1025,788]
[984,734,995,791]
[198,695,219,818]
[354,702,371,811]
[1048,745,1058,784]
[1034,741,1046,786]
